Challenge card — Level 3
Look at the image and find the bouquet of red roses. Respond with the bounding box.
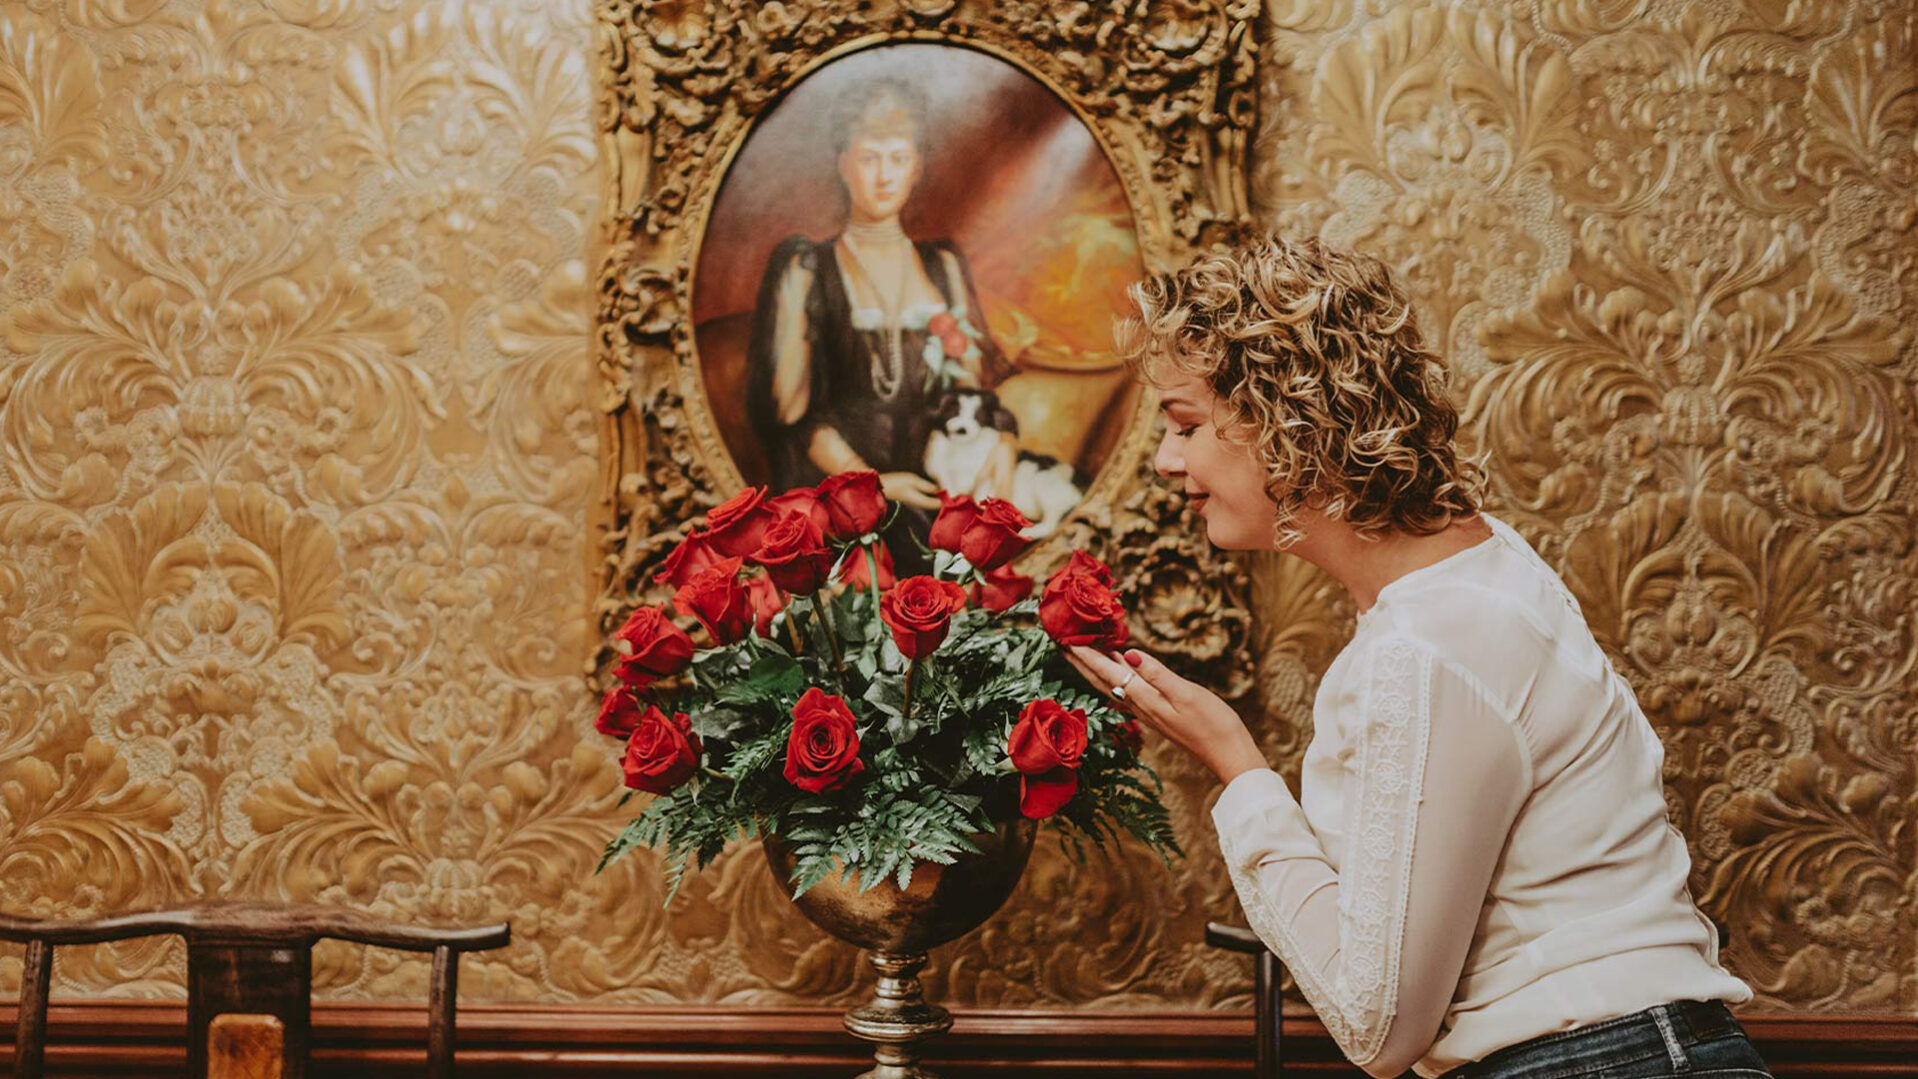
[596,470,1180,902]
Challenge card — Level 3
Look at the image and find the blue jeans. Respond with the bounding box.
[1434,1000,1773,1079]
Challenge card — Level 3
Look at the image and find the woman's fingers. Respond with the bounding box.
[1120,648,1187,706]
[1068,644,1172,720]
[1072,647,1265,784]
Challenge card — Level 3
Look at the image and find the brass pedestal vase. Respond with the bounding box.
[763,819,1038,1079]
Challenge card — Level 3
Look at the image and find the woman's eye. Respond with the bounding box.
[1176,424,1199,438]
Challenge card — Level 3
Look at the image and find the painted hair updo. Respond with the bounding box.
[829,77,929,156]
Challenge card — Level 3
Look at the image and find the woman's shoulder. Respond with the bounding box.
[1356,531,1597,701]
[765,234,829,273]
[914,237,971,262]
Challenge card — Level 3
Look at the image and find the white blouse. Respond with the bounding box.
[1212,514,1750,1078]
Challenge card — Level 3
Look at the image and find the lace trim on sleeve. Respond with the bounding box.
[1217,635,1432,1066]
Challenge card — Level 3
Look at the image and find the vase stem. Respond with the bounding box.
[844,949,951,1079]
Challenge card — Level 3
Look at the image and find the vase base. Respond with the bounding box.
[845,1000,953,1043]
[854,1043,946,1079]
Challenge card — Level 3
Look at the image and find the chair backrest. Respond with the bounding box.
[0,901,510,1079]
[1207,921,1284,1079]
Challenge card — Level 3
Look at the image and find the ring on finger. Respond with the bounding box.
[1110,667,1138,700]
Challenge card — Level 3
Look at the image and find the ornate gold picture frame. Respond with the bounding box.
[594,0,1261,692]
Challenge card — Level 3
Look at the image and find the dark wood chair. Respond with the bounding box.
[1208,921,1284,1079]
[0,901,510,1079]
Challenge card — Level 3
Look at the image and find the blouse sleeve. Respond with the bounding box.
[767,254,816,425]
[1210,635,1532,1078]
[745,238,821,449]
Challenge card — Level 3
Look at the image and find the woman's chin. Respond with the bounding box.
[1200,516,1251,551]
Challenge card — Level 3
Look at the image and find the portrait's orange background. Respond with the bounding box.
[691,42,1146,487]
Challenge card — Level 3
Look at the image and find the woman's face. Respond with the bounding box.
[1152,371,1282,550]
[838,133,921,222]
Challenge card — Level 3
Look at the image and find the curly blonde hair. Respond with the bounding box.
[1119,235,1484,548]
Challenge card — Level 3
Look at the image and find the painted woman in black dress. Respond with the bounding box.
[744,78,1013,572]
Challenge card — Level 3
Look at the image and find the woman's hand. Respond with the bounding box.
[1065,645,1268,786]
[880,470,943,510]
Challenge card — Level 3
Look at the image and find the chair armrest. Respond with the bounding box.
[1205,921,1267,955]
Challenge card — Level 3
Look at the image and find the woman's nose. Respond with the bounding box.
[1153,429,1185,478]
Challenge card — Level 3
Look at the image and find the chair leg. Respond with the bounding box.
[14,939,51,1079]
[425,945,456,1079]
[1255,949,1282,1079]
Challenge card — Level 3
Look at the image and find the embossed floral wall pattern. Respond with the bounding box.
[1,0,1912,1018]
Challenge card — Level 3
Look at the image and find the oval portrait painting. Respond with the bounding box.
[692,43,1146,575]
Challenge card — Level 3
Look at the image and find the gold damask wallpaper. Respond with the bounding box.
[1,0,1912,1019]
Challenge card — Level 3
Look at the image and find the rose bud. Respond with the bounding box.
[753,510,836,594]
[595,687,646,739]
[673,556,752,645]
[611,606,695,688]
[705,486,775,559]
[654,530,725,590]
[783,687,866,794]
[970,565,1033,613]
[746,575,786,639]
[622,706,703,794]
[1039,556,1130,650]
[929,491,979,553]
[1113,717,1145,755]
[959,498,1032,571]
[1008,698,1089,818]
[817,470,888,539]
[837,540,896,590]
[927,311,969,359]
[880,576,970,660]
[1059,549,1114,585]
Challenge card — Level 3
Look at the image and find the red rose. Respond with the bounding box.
[705,487,775,559]
[817,470,888,539]
[970,565,1033,612]
[1039,555,1129,650]
[611,606,695,687]
[654,530,725,590]
[1007,698,1088,818]
[879,576,970,660]
[959,498,1032,571]
[784,687,866,793]
[929,491,978,553]
[595,688,645,738]
[1113,717,1144,755]
[766,486,831,535]
[746,574,785,639]
[622,705,703,794]
[752,510,836,594]
[928,311,969,359]
[673,556,752,645]
[1059,550,1114,586]
[837,540,896,590]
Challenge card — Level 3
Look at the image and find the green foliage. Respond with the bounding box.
[776,786,989,898]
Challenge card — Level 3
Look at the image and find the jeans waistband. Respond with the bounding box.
[1438,1000,1744,1079]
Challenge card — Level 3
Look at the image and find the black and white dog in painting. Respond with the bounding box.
[922,387,1084,538]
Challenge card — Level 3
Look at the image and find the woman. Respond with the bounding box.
[1065,237,1770,1079]
[745,77,1015,570]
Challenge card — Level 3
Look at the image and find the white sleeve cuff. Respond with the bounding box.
[1210,767,1296,843]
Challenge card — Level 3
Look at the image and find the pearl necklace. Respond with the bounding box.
[838,220,914,401]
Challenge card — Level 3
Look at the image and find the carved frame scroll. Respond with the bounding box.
[593,0,1260,694]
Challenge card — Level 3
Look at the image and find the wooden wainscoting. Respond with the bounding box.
[1,1002,1913,1078]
